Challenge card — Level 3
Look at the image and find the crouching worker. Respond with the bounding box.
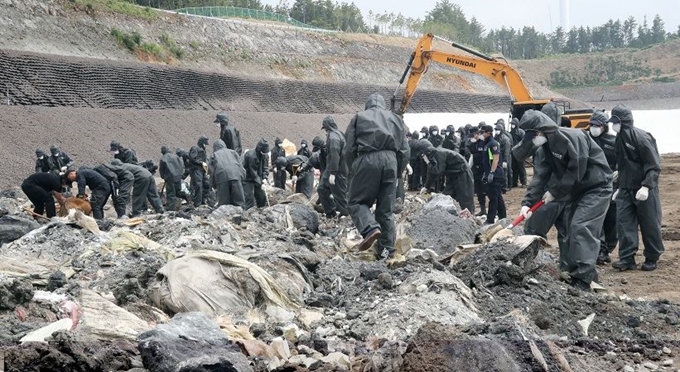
[66,168,111,220]
[21,172,66,218]
[414,139,475,213]
[274,155,315,199]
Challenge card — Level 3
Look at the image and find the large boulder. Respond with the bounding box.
[268,203,319,234]
[0,215,39,246]
[137,312,253,372]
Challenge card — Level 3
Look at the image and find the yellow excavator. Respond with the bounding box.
[391,33,594,128]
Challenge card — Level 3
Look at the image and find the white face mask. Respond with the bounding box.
[277,143,282,147]
[493,130,500,136]
[590,126,602,137]
[431,131,437,135]
[53,152,60,157]
[532,135,547,146]
[470,138,478,143]
[301,144,306,148]
[114,150,120,155]
[612,124,621,133]
[38,156,44,160]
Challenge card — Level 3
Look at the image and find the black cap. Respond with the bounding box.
[589,111,609,126]
[198,136,209,147]
[161,146,169,154]
[36,148,45,156]
[50,145,59,155]
[110,141,121,151]
[480,124,494,133]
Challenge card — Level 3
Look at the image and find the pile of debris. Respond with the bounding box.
[1,189,679,372]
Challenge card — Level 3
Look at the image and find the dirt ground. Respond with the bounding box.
[504,153,680,302]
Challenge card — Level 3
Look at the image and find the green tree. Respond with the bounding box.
[550,26,565,54]
[623,16,637,46]
[650,14,666,44]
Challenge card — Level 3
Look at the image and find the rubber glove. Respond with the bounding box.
[542,191,555,204]
[612,189,619,201]
[612,170,619,183]
[329,174,336,185]
[406,164,413,175]
[292,176,298,183]
[520,205,532,219]
[636,186,649,201]
[420,187,428,194]
[502,162,507,169]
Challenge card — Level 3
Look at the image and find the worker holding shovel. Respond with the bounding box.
[513,107,613,292]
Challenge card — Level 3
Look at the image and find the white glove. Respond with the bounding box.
[422,155,430,164]
[612,170,619,183]
[542,191,555,204]
[467,156,474,168]
[329,174,336,185]
[636,186,649,201]
[502,162,507,169]
[292,176,298,183]
[60,166,67,172]
[263,179,269,185]
[612,189,619,201]
[520,206,532,220]
[261,184,267,191]
[202,162,207,168]
[420,187,428,194]
[406,164,413,175]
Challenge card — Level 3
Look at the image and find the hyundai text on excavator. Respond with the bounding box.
[391,33,594,128]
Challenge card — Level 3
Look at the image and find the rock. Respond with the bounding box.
[250,323,266,338]
[137,312,253,372]
[643,361,659,370]
[46,270,67,291]
[0,215,39,245]
[621,278,628,284]
[79,290,151,340]
[210,204,243,219]
[663,347,672,355]
[359,264,384,280]
[377,272,393,289]
[0,278,34,310]
[663,359,673,366]
[623,366,634,372]
[422,194,460,215]
[628,316,641,328]
[320,351,351,368]
[286,203,319,234]
[270,337,291,360]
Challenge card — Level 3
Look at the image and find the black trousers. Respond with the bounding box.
[512,157,527,186]
[22,184,56,217]
[484,179,506,223]
[90,186,111,220]
[243,181,267,210]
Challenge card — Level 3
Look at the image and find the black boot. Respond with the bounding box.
[641,260,657,271]
[570,278,591,292]
[596,252,611,265]
[612,259,637,271]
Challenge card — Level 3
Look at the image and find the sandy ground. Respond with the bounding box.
[504,153,680,302]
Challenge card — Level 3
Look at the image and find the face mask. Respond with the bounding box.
[493,130,500,136]
[612,124,621,133]
[53,152,60,157]
[470,138,477,143]
[532,135,547,146]
[301,144,306,148]
[261,151,270,157]
[441,131,447,136]
[38,156,44,160]
[113,150,120,155]
[277,143,282,147]
[590,126,602,137]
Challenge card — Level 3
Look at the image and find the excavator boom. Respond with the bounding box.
[396,33,536,115]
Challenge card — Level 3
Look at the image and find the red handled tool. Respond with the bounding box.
[505,200,545,229]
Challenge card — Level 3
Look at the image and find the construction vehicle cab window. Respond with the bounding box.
[392,33,595,128]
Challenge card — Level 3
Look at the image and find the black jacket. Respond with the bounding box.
[114,147,138,165]
[271,138,286,169]
[344,93,409,174]
[520,110,611,203]
[242,138,269,185]
[189,144,208,170]
[113,159,152,180]
[322,116,348,176]
[615,123,660,190]
[442,134,460,152]
[22,172,62,192]
[210,140,245,185]
[76,168,110,195]
[35,157,51,173]
[103,162,135,184]
[160,152,185,182]
[48,152,74,173]
[297,140,312,158]
[591,132,617,171]
[220,120,243,154]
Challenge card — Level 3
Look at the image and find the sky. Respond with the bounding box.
[260,0,680,34]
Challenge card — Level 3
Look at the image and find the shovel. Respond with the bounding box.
[505,200,545,230]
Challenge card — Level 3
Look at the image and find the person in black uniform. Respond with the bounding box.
[297,139,312,158]
[442,125,460,153]
[468,127,486,216]
[242,138,270,210]
[428,125,443,148]
[21,172,65,218]
[47,145,74,175]
[609,104,664,272]
[510,118,527,187]
[215,112,242,154]
[188,136,214,207]
[408,131,421,190]
[35,149,50,173]
[110,141,138,164]
[480,125,506,224]
[66,168,111,220]
[271,137,286,189]
[588,111,619,264]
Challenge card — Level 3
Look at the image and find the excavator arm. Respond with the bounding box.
[394,33,535,115]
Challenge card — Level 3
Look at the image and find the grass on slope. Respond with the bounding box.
[66,0,159,20]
